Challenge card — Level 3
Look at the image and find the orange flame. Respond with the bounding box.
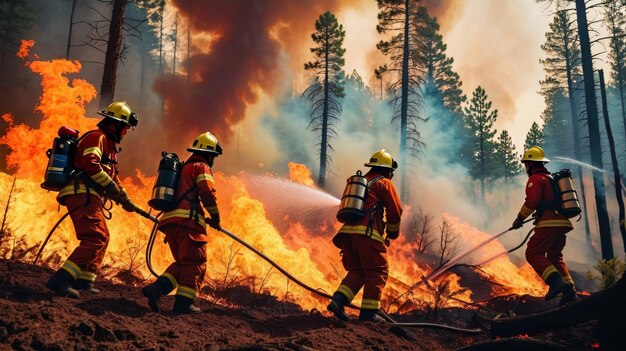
[288,162,316,188]
[17,39,34,60]
[0,41,546,313]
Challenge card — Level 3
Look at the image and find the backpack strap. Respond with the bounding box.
[364,176,385,239]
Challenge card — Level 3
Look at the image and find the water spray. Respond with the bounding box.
[552,156,606,173]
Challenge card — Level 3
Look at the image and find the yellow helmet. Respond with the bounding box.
[97,101,138,127]
[364,149,398,169]
[187,132,223,155]
[521,146,549,163]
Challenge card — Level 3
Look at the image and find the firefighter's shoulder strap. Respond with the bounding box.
[537,174,561,217]
[365,175,385,238]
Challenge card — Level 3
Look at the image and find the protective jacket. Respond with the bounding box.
[158,154,219,241]
[57,129,122,203]
[333,171,403,247]
[517,165,573,229]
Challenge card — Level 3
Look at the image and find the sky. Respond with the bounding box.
[335,0,558,153]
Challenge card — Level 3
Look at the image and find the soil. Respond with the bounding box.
[0,260,607,351]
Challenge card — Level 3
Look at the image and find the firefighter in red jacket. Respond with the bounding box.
[142,132,222,314]
[46,101,139,298]
[511,146,578,306]
[327,149,403,322]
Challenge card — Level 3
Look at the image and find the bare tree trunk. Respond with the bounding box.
[399,0,410,203]
[99,0,128,109]
[187,22,191,84]
[318,29,329,188]
[66,0,78,58]
[173,14,178,74]
[599,70,626,255]
[575,0,614,259]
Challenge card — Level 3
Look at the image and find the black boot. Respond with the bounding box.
[544,272,568,301]
[327,292,350,322]
[358,309,386,323]
[173,295,201,314]
[142,276,175,312]
[46,270,80,299]
[73,279,100,294]
[559,285,579,306]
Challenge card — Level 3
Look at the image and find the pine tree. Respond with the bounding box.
[524,122,545,149]
[303,11,346,189]
[497,130,522,179]
[464,86,498,204]
[417,8,467,165]
[496,130,522,204]
[539,7,593,244]
[376,0,428,202]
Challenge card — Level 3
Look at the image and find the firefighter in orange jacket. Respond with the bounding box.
[327,149,403,322]
[511,146,578,306]
[142,132,222,314]
[46,101,139,298]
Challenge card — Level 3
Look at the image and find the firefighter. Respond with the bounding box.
[511,146,578,306]
[141,132,223,314]
[46,101,139,298]
[327,149,403,322]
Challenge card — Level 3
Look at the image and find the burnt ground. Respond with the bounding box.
[0,260,609,351]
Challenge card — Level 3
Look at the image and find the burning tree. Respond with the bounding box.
[403,207,435,254]
[303,11,346,189]
[376,0,428,202]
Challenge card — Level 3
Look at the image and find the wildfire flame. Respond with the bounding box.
[288,162,316,188]
[0,41,546,313]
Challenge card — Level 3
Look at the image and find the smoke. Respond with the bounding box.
[155,0,344,150]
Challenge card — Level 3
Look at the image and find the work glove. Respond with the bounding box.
[386,231,400,240]
[511,216,524,230]
[116,188,137,213]
[104,182,124,203]
[207,215,221,231]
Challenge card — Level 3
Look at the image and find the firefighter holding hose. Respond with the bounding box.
[46,101,140,298]
[511,146,578,306]
[142,132,222,314]
[327,149,403,322]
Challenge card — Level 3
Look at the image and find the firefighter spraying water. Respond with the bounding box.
[327,149,403,322]
[511,146,581,306]
[142,132,223,314]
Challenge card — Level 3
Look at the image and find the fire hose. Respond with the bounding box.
[143,216,481,333]
[392,218,536,305]
[33,205,158,266]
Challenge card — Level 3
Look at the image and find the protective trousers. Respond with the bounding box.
[525,226,574,285]
[60,194,109,283]
[160,225,208,301]
[335,234,389,310]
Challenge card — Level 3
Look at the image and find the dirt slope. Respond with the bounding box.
[0,260,607,350]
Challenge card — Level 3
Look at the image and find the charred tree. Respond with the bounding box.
[575,0,614,259]
[376,0,428,202]
[66,0,78,58]
[303,11,345,189]
[598,70,626,255]
[171,14,178,74]
[99,0,128,108]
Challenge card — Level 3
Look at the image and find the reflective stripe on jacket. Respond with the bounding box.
[334,171,403,246]
[517,166,573,229]
[158,154,219,240]
[57,130,121,203]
